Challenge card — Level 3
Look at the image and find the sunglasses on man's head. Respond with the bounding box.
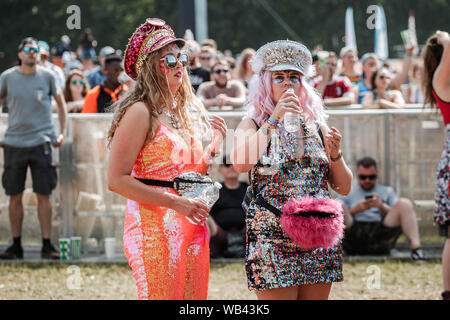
[161,54,188,69]
[23,46,39,54]
[358,174,377,181]
[214,68,229,75]
[71,80,85,86]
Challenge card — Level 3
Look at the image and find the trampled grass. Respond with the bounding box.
[0,260,444,300]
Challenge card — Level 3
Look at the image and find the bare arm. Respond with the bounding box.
[324,94,354,107]
[361,91,377,109]
[390,48,414,90]
[377,98,402,109]
[433,31,450,101]
[107,102,210,224]
[53,92,67,147]
[230,117,271,173]
[320,124,353,195]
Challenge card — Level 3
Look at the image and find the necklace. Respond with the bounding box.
[163,108,181,129]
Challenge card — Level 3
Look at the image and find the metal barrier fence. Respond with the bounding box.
[0,107,446,249]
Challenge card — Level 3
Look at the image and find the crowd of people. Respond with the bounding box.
[0,19,448,301]
[0,26,427,116]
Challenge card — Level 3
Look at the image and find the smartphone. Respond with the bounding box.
[365,194,374,200]
[400,30,413,50]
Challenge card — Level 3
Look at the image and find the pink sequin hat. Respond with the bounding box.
[124,18,185,80]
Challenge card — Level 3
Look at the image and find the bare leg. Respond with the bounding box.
[9,193,24,238]
[443,229,450,292]
[383,198,421,249]
[36,194,52,239]
[255,286,298,300]
[341,202,353,229]
[297,283,332,300]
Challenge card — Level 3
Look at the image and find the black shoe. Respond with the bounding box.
[411,248,427,262]
[442,291,450,300]
[41,244,60,260]
[0,245,23,259]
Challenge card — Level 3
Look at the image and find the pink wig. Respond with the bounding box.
[280,196,344,250]
[246,71,328,130]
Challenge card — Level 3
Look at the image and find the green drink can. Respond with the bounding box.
[59,238,70,261]
[70,236,82,260]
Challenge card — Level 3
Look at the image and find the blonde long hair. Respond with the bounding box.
[107,48,210,148]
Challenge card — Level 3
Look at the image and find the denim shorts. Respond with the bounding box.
[2,143,57,196]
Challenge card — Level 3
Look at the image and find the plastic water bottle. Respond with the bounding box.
[185,182,222,225]
[284,112,300,133]
[283,88,300,133]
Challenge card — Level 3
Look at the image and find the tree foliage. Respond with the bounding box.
[0,0,449,71]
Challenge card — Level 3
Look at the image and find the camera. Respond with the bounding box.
[365,194,374,200]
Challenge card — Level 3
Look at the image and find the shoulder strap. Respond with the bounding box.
[317,126,325,147]
[250,117,260,130]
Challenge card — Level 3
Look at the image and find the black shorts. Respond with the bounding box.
[2,143,57,196]
[439,222,450,239]
[343,220,403,255]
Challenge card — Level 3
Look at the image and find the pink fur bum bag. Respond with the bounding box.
[255,195,344,250]
[280,196,344,250]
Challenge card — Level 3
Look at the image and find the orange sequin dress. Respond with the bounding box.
[123,122,210,300]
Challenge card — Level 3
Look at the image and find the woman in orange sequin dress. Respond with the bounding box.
[107,18,227,300]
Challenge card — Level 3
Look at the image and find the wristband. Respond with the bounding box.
[266,117,279,127]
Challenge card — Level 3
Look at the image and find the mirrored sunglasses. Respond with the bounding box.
[23,46,39,54]
[161,54,188,69]
[71,80,85,86]
[272,75,301,85]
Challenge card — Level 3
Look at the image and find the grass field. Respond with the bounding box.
[0,260,444,300]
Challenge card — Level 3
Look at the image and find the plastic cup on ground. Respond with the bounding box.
[70,236,82,260]
[104,237,116,260]
[59,238,70,261]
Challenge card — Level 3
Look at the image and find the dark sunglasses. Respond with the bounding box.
[358,174,377,181]
[23,46,39,54]
[161,54,188,68]
[221,163,232,167]
[199,56,211,61]
[214,69,229,75]
[71,80,85,86]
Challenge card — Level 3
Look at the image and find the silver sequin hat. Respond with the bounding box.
[250,40,313,76]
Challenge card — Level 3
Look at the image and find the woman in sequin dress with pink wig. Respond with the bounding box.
[230,40,353,300]
[106,18,226,300]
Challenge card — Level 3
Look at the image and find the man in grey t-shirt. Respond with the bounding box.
[339,157,426,261]
[0,37,67,260]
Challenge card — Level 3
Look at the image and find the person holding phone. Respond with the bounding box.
[339,157,426,261]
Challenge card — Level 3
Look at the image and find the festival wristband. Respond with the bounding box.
[266,117,279,127]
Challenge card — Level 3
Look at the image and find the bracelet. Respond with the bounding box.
[330,150,343,162]
[266,117,279,127]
